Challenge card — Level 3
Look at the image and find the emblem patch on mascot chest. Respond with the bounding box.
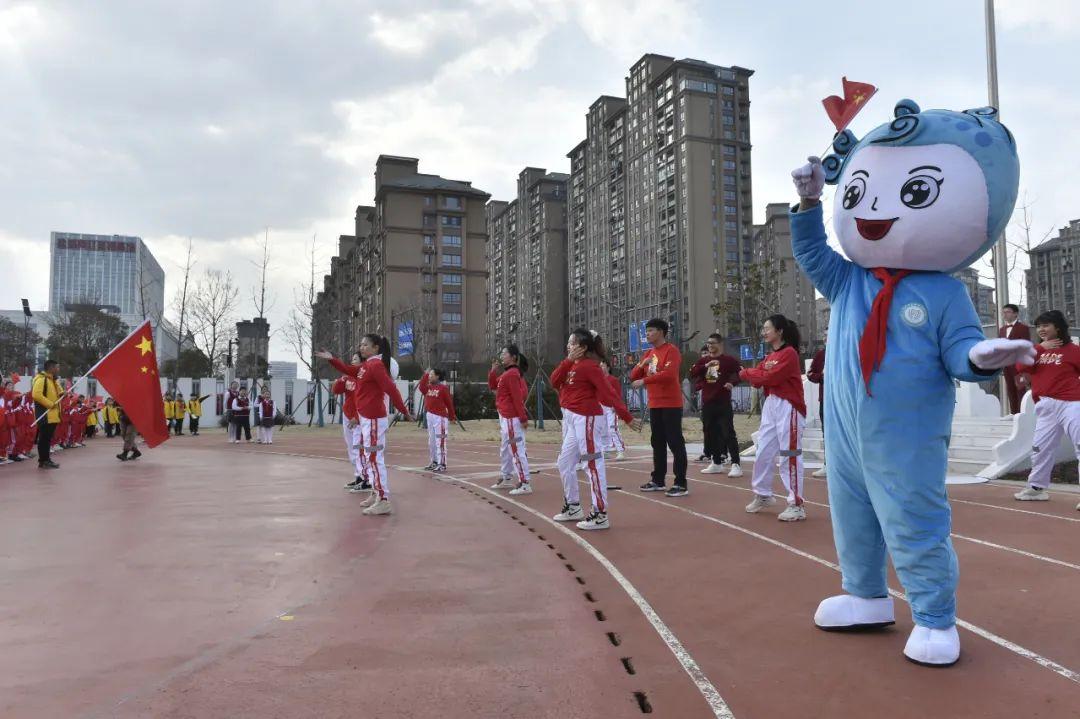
[900,302,928,327]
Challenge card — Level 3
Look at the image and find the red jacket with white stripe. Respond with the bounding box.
[739,345,806,417]
[419,375,457,421]
[488,366,528,423]
[332,356,408,419]
[550,358,633,424]
[331,375,358,420]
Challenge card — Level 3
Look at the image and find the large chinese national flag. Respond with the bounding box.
[92,320,170,448]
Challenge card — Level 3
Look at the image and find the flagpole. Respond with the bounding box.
[31,320,156,427]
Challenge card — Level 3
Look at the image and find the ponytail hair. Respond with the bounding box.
[766,314,801,353]
[570,327,609,365]
[362,333,392,372]
[503,344,529,374]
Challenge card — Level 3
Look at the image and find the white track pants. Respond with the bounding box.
[750,395,805,506]
[343,421,365,479]
[427,412,448,466]
[1029,397,1080,489]
[359,416,390,500]
[499,417,529,484]
[602,405,625,453]
[257,425,275,443]
[557,410,607,513]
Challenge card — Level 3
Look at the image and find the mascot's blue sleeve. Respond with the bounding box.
[938,282,1000,383]
[789,203,855,304]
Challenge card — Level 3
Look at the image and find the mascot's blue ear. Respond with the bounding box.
[822,129,857,185]
[895,98,920,117]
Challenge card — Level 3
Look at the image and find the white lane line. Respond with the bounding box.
[949,498,1080,523]
[445,473,735,719]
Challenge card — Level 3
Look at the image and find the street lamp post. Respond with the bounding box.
[20,299,32,375]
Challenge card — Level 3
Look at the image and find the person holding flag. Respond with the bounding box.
[90,320,171,452]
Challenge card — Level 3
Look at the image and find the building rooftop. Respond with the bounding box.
[378,173,490,199]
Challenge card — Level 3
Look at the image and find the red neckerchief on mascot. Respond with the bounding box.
[859,268,912,396]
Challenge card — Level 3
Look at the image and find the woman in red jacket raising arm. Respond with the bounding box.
[488,344,531,494]
[550,329,641,530]
[317,335,412,516]
[740,314,808,522]
[419,367,457,473]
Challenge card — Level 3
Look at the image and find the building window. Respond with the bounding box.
[440,331,461,343]
[442,291,461,304]
[442,312,462,324]
[442,273,462,285]
[423,234,434,246]
[442,234,462,247]
[423,214,435,228]
[423,196,433,206]
[441,215,462,227]
[722,86,735,95]
[443,196,462,210]
[441,254,462,267]
[681,78,717,93]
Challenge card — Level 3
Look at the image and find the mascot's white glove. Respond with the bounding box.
[791,156,825,201]
[968,338,1036,370]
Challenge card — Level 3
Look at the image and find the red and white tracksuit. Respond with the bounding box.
[337,355,409,501]
[601,374,626,453]
[741,345,807,506]
[419,375,456,467]
[333,375,365,480]
[551,358,634,513]
[1018,344,1080,490]
[255,398,276,443]
[489,366,530,485]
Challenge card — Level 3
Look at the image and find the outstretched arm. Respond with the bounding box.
[790,157,856,303]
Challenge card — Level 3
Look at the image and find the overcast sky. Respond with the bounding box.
[2,0,1078,377]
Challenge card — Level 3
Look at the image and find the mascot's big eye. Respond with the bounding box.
[841,177,866,210]
[900,175,942,209]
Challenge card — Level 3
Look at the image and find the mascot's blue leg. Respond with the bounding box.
[862,433,958,629]
[827,415,889,599]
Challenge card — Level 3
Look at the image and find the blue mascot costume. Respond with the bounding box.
[790,100,1034,666]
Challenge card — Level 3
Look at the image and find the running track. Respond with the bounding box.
[0,425,1076,718]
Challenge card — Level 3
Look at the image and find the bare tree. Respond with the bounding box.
[712,253,785,340]
[285,235,319,378]
[191,268,240,376]
[1007,191,1054,309]
[251,227,276,319]
[168,237,197,382]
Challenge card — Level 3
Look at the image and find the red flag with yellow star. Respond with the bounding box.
[822,77,877,133]
[91,319,170,448]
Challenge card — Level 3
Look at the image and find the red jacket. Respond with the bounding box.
[740,345,806,417]
[999,321,1031,341]
[488,366,528,422]
[331,376,358,420]
[807,348,825,407]
[550,358,633,423]
[419,374,457,421]
[629,342,683,409]
[689,353,742,405]
[333,356,408,419]
[1017,343,1080,403]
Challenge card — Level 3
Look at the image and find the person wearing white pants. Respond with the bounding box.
[255,388,276,444]
[488,345,532,494]
[550,329,640,530]
[739,315,809,522]
[332,354,371,490]
[419,369,457,472]
[599,361,626,460]
[1014,310,1080,506]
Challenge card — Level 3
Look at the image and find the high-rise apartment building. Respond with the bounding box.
[567,54,754,364]
[1026,218,1080,322]
[486,167,569,366]
[953,267,996,328]
[751,203,817,349]
[49,232,165,330]
[315,156,490,370]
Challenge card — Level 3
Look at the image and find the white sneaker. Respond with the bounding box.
[778,504,807,522]
[491,477,516,490]
[1014,486,1049,501]
[814,594,895,630]
[509,483,533,495]
[359,492,379,508]
[903,624,960,667]
[553,503,584,521]
[576,510,609,531]
[812,465,827,478]
[701,462,725,474]
[727,463,743,478]
[363,498,393,515]
[614,451,626,461]
[745,494,776,513]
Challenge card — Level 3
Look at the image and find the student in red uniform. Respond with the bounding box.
[419,368,457,472]
[0,382,12,465]
[231,387,252,443]
[550,330,640,530]
[807,330,827,478]
[255,386,276,444]
[693,345,711,463]
[70,396,89,447]
[17,391,36,460]
[1013,310,1080,511]
[598,360,627,461]
[740,314,808,521]
[332,354,369,491]
[691,334,744,477]
[487,345,531,493]
[318,335,412,516]
[224,380,240,442]
[630,318,689,497]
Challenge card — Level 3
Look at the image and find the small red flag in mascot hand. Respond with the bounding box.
[92,320,171,448]
[822,77,878,133]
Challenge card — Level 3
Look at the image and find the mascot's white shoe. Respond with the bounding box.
[903,625,960,667]
[814,594,895,630]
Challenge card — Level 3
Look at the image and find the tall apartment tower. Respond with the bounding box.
[1026,218,1080,322]
[752,203,818,348]
[567,54,754,363]
[486,167,569,367]
[345,155,490,367]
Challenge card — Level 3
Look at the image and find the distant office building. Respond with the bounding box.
[268,361,298,379]
[49,232,164,331]
[235,317,270,378]
[953,267,996,327]
[815,297,830,346]
[1026,218,1080,322]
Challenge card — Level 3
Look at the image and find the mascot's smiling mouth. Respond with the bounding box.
[855,217,898,241]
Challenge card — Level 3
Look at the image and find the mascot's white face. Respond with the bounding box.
[833,144,989,271]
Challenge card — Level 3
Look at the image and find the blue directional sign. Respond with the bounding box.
[739,344,754,361]
[758,342,767,359]
[628,323,639,352]
[397,321,414,355]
